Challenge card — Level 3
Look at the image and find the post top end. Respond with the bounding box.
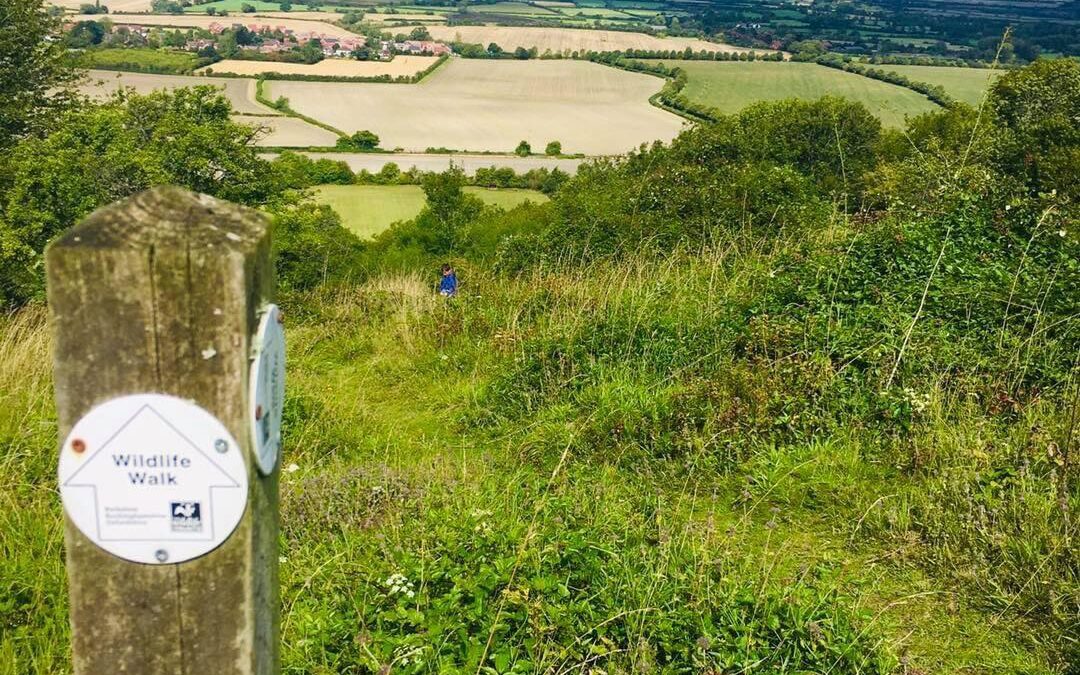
[51,186,268,253]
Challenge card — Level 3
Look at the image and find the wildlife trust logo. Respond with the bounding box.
[170,501,203,533]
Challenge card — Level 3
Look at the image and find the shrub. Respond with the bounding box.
[514,140,531,157]
[544,140,561,156]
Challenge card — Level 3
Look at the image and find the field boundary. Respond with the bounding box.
[254,79,348,139]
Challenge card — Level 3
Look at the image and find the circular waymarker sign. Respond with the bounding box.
[58,394,248,565]
[249,304,285,475]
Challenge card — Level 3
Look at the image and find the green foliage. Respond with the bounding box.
[335,129,380,151]
[0,87,277,307]
[271,151,354,188]
[543,140,561,156]
[271,203,366,292]
[75,47,212,74]
[0,0,78,148]
[514,139,531,157]
[990,58,1080,201]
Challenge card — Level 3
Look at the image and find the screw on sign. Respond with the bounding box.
[250,304,286,475]
[57,393,248,565]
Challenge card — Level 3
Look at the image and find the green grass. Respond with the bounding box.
[880,64,1004,106]
[313,184,548,238]
[658,61,940,127]
[75,47,205,74]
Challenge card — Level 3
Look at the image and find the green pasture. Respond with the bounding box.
[76,47,204,73]
[661,60,940,127]
[881,64,1003,106]
[314,184,548,238]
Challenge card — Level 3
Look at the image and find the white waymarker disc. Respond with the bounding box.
[58,394,249,565]
[249,304,285,475]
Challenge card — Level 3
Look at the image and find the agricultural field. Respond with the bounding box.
[660,60,939,126]
[238,114,340,147]
[419,26,767,55]
[182,0,353,13]
[362,12,449,23]
[266,59,686,155]
[313,184,548,237]
[77,47,206,74]
[77,70,275,115]
[72,13,360,38]
[881,64,1003,106]
[202,56,439,78]
[292,151,585,174]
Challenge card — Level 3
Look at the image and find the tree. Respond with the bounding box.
[409,26,431,40]
[278,1,291,10]
[0,86,278,307]
[544,140,562,156]
[513,46,530,59]
[487,42,502,56]
[336,129,380,151]
[514,140,531,157]
[241,2,255,11]
[150,0,183,12]
[991,59,1080,200]
[65,20,107,47]
[0,0,78,149]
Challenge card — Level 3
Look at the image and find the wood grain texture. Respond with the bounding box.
[46,186,279,675]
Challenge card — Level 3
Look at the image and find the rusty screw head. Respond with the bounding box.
[71,438,87,454]
[255,404,264,421]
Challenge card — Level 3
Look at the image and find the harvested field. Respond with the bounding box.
[363,12,448,23]
[203,56,439,78]
[77,70,275,115]
[72,13,359,38]
[419,26,767,55]
[658,60,939,127]
[266,59,685,154]
[314,184,548,238]
[237,115,340,147]
[278,152,585,174]
[881,65,1003,106]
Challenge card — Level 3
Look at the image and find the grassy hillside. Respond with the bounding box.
[881,65,1003,106]
[655,61,940,127]
[2,43,1078,674]
[315,184,548,238]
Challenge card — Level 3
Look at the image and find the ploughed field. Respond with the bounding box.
[266,59,687,154]
[418,25,769,55]
[881,64,1003,106]
[314,184,548,238]
[658,61,940,127]
[202,56,440,78]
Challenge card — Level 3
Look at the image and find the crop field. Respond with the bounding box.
[881,65,1003,106]
[661,61,939,126]
[77,47,205,73]
[237,114,340,147]
[266,59,686,154]
[289,151,585,174]
[363,12,449,23]
[203,56,439,78]
[420,26,766,55]
[314,184,548,237]
[72,13,360,38]
[77,70,274,115]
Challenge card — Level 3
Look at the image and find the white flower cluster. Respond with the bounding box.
[904,387,931,413]
[385,573,415,598]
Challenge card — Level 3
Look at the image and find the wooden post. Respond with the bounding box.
[46,186,279,674]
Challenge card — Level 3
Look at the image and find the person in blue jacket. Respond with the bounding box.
[438,263,458,297]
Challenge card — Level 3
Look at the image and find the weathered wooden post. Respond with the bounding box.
[46,186,281,674]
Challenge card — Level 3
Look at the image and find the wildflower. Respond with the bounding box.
[384,573,415,597]
[1059,229,1067,237]
[285,463,300,473]
[279,556,287,563]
